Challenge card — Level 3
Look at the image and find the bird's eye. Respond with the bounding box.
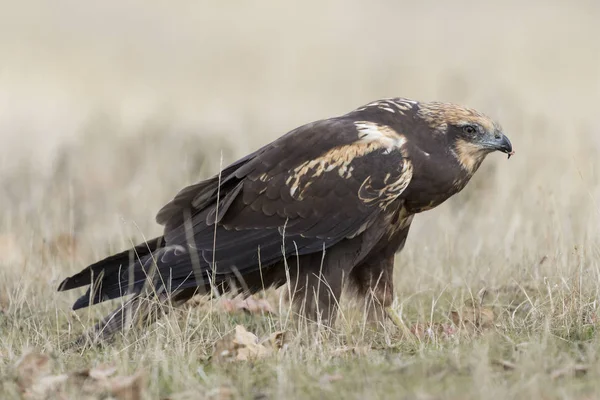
[462,125,477,135]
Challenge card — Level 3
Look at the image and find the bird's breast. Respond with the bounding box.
[402,154,469,213]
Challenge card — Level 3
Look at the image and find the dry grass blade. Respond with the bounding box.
[491,359,517,371]
[550,364,589,380]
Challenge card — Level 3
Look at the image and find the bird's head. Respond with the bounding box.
[418,102,514,173]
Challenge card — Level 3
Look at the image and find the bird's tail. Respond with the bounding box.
[58,236,166,310]
[71,286,198,347]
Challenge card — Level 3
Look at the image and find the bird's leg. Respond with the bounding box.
[348,254,397,325]
[287,241,363,326]
[351,223,412,330]
[288,255,345,326]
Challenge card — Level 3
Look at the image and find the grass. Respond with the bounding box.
[1,0,600,398]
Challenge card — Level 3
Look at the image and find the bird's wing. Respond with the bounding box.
[156,117,413,280]
[155,118,361,229]
[65,117,415,307]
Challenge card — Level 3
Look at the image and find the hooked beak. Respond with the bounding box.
[491,133,514,159]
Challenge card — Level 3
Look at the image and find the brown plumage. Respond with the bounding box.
[58,97,513,342]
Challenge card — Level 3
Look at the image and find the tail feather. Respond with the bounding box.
[68,242,206,311]
[57,236,165,292]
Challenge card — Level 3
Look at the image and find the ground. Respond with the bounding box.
[1,0,600,399]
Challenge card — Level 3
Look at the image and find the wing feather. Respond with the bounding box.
[154,117,413,286]
[65,110,417,310]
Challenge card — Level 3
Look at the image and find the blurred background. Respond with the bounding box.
[1,0,599,297]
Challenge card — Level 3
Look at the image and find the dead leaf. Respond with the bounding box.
[108,371,146,400]
[218,294,276,315]
[14,351,52,393]
[233,324,259,346]
[233,325,270,361]
[187,290,280,316]
[14,350,145,399]
[213,325,283,362]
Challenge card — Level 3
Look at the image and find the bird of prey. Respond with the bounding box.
[58,97,513,342]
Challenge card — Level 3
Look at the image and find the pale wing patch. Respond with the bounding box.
[286,123,408,200]
[354,121,407,153]
[287,141,380,200]
[358,159,413,210]
[258,172,270,182]
[354,97,417,115]
[389,98,417,112]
